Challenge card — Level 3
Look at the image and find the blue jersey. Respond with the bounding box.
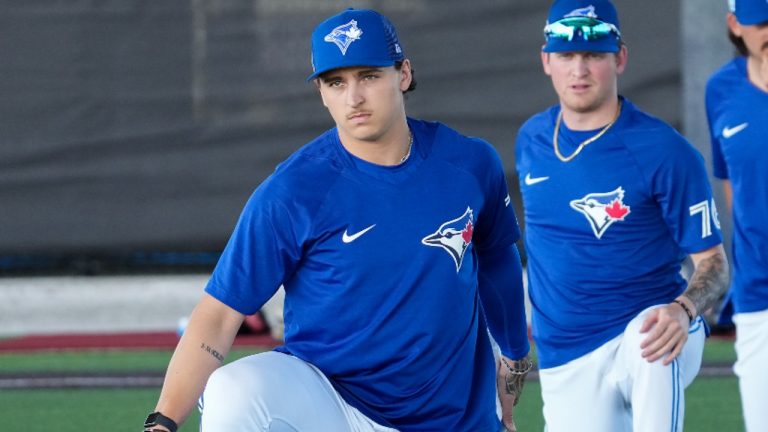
[206,118,524,431]
[515,98,722,368]
[706,57,768,314]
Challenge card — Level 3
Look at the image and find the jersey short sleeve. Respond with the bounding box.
[643,131,722,254]
[205,174,311,315]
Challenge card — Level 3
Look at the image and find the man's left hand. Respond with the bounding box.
[639,303,691,365]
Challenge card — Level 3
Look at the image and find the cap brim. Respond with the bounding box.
[735,11,768,25]
[543,37,620,53]
[306,59,397,81]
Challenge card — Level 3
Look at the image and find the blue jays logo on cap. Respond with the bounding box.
[570,187,631,239]
[565,5,598,18]
[308,8,405,81]
[324,19,363,55]
[422,207,474,272]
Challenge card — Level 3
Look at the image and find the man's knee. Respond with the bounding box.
[201,356,277,429]
[621,308,656,357]
[206,353,288,400]
[206,362,241,394]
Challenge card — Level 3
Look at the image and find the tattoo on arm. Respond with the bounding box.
[200,343,225,363]
[504,373,526,406]
[683,251,729,315]
[500,356,532,406]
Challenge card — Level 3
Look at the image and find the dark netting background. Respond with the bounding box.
[0,0,679,273]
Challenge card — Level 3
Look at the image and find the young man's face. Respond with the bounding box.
[316,61,412,144]
[541,47,627,114]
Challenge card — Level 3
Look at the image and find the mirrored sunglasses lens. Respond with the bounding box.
[544,18,619,41]
[545,22,575,41]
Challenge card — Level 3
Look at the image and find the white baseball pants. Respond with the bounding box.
[200,351,398,432]
[539,305,706,432]
[733,308,768,432]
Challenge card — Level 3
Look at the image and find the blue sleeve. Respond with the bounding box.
[705,80,729,179]
[477,243,530,360]
[205,179,306,315]
[650,135,723,253]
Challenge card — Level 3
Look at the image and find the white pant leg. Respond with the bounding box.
[615,306,705,432]
[539,335,631,432]
[733,309,768,432]
[540,305,706,432]
[200,351,398,432]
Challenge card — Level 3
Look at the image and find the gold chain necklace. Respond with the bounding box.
[399,130,414,164]
[553,100,622,163]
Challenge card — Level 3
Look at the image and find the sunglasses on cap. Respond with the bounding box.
[544,16,621,42]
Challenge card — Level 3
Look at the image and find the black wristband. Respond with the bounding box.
[144,411,178,432]
[672,299,694,324]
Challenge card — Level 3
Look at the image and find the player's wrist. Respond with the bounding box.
[675,295,697,315]
[672,296,696,324]
[143,411,178,432]
[500,355,533,375]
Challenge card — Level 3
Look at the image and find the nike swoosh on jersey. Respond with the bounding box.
[524,173,550,186]
[342,224,376,243]
[722,122,748,139]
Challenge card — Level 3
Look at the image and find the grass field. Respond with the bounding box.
[0,339,743,431]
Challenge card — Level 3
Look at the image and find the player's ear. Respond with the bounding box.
[541,51,552,76]
[726,12,742,38]
[615,45,628,75]
[398,59,413,92]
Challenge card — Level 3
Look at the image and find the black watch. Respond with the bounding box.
[144,411,178,432]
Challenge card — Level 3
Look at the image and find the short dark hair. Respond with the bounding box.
[728,29,749,56]
[395,61,417,94]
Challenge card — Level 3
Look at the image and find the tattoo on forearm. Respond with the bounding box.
[504,373,526,406]
[684,251,729,315]
[200,343,225,363]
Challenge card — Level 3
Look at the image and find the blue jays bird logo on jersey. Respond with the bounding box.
[324,19,363,55]
[570,187,631,239]
[422,207,474,272]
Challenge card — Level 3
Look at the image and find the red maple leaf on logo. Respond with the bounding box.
[605,199,630,220]
[462,221,474,244]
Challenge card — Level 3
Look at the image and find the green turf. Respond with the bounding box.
[0,339,743,431]
[0,348,261,373]
[0,388,202,431]
[515,381,545,430]
[0,378,743,431]
[684,376,744,431]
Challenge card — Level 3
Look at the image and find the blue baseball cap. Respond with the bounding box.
[543,0,622,53]
[730,0,768,25]
[307,8,405,81]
